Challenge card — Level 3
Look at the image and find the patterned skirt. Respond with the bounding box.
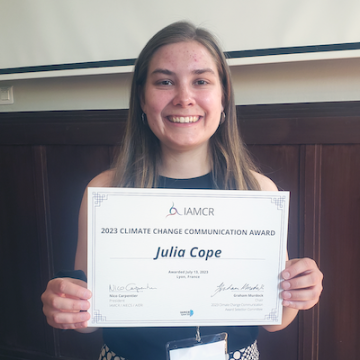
[99,340,259,360]
[227,340,259,360]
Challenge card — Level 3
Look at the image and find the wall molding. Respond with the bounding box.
[1,102,359,145]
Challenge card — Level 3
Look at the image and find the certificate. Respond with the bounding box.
[87,188,289,327]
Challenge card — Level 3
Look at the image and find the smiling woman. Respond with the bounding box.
[40,21,323,360]
[111,21,261,189]
[142,41,224,165]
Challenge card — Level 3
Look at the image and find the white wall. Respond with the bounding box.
[2,0,359,71]
[1,56,360,112]
[231,57,360,105]
[1,0,360,112]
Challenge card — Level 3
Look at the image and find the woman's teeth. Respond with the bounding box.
[168,116,199,123]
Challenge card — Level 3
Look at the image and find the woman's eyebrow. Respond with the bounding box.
[150,68,216,76]
[193,68,216,75]
[151,68,174,76]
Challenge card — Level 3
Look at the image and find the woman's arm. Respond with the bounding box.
[252,172,323,332]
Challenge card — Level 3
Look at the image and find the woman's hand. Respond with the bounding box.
[41,278,92,330]
[281,258,323,310]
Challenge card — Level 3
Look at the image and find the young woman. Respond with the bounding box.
[41,21,323,360]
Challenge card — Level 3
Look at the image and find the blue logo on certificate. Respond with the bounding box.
[180,310,194,317]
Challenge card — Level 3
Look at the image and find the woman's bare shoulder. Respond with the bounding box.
[251,171,278,191]
[87,169,115,188]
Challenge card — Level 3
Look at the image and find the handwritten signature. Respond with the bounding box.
[109,283,157,293]
[211,282,264,297]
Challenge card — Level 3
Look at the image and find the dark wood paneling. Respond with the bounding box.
[241,116,360,145]
[238,101,360,119]
[318,145,360,359]
[0,147,49,354]
[1,101,360,145]
[32,146,57,356]
[248,145,301,259]
[46,145,113,273]
[1,102,359,360]
[298,145,322,360]
[0,110,126,145]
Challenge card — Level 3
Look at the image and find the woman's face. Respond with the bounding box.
[141,41,223,154]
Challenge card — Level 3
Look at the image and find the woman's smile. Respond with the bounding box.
[167,115,200,124]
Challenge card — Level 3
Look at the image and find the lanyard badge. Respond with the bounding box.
[166,328,228,360]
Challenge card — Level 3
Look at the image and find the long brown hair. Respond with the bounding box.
[112,21,260,190]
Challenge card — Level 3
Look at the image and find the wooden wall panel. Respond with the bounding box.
[1,101,360,360]
[45,145,114,273]
[297,145,322,360]
[248,145,301,258]
[0,146,51,356]
[0,110,126,145]
[318,145,360,359]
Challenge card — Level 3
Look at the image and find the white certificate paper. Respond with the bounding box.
[87,188,289,327]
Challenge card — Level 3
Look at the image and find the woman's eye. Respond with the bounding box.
[157,80,173,86]
[195,79,208,85]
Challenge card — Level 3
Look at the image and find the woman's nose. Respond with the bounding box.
[172,84,195,107]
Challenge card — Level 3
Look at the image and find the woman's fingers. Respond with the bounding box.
[48,293,91,312]
[281,285,323,309]
[42,278,91,312]
[281,257,323,310]
[282,258,318,279]
[48,310,91,329]
[49,278,92,299]
[282,269,319,291]
[41,277,92,329]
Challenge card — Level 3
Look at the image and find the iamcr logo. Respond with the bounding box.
[166,202,215,217]
[166,202,182,217]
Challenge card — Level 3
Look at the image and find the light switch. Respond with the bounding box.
[0,86,14,104]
